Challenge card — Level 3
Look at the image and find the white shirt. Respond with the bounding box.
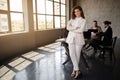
[66,17,86,45]
[103,26,109,32]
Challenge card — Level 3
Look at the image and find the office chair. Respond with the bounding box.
[99,36,117,61]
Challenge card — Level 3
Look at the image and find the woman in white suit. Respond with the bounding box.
[66,6,86,78]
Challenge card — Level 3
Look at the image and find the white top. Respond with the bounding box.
[91,27,97,39]
[66,17,86,45]
[103,26,109,32]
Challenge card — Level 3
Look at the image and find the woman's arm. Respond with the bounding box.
[72,19,86,33]
[98,26,102,32]
[66,20,76,31]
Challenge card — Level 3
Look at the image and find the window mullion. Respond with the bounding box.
[7,0,12,32]
[45,0,47,29]
[10,11,23,13]
[53,1,55,29]
[35,0,38,30]
[65,0,67,27]
[0,10,8,14]
[60,1,61,28]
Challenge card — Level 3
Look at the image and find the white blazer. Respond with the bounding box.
[66,17,86,45]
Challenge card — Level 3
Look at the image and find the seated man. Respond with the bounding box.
[90,20,102,40]
[84,21,102,52]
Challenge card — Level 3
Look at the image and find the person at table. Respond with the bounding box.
[96,21,113,46]
[66,6,86,78]
[90,20,102,39]
[85,21,102,51]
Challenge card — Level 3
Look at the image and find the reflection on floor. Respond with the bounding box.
[0,41,120,80]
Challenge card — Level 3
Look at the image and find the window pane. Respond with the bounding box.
[61,17,65,28]
[33,14,37,30]
[46,16,53,29]
[0,0,7,10]
[46,0,53,14]
[54,0,59,2]
[38,15,46,30]
[54,3,60,15]
[11,13,24,31]
[61,4,65,16]
[55,16,60,28]
[10,0,22,12]
[0,14,8,32]
[61,0,65,4]
[33,0,36,13]
[37,0,45,14]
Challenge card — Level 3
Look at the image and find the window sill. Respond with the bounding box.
[0,31,28,36]
[34,28,65,32]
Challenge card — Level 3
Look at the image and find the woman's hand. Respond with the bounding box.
[76,27,80,29]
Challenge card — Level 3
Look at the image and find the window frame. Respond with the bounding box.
[0,0,25,34]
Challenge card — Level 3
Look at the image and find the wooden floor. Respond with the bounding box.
[0,41,120,80]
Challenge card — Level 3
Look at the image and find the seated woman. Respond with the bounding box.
[100,21,113,46]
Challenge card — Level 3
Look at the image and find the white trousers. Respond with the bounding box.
[68,43,83,70]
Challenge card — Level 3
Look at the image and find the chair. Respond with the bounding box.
[61,41,70,65]
[99,36,117,60]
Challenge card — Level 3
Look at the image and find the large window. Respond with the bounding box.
[0,0,67,34]
[0,0,24,33]
[33,0,66,30]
